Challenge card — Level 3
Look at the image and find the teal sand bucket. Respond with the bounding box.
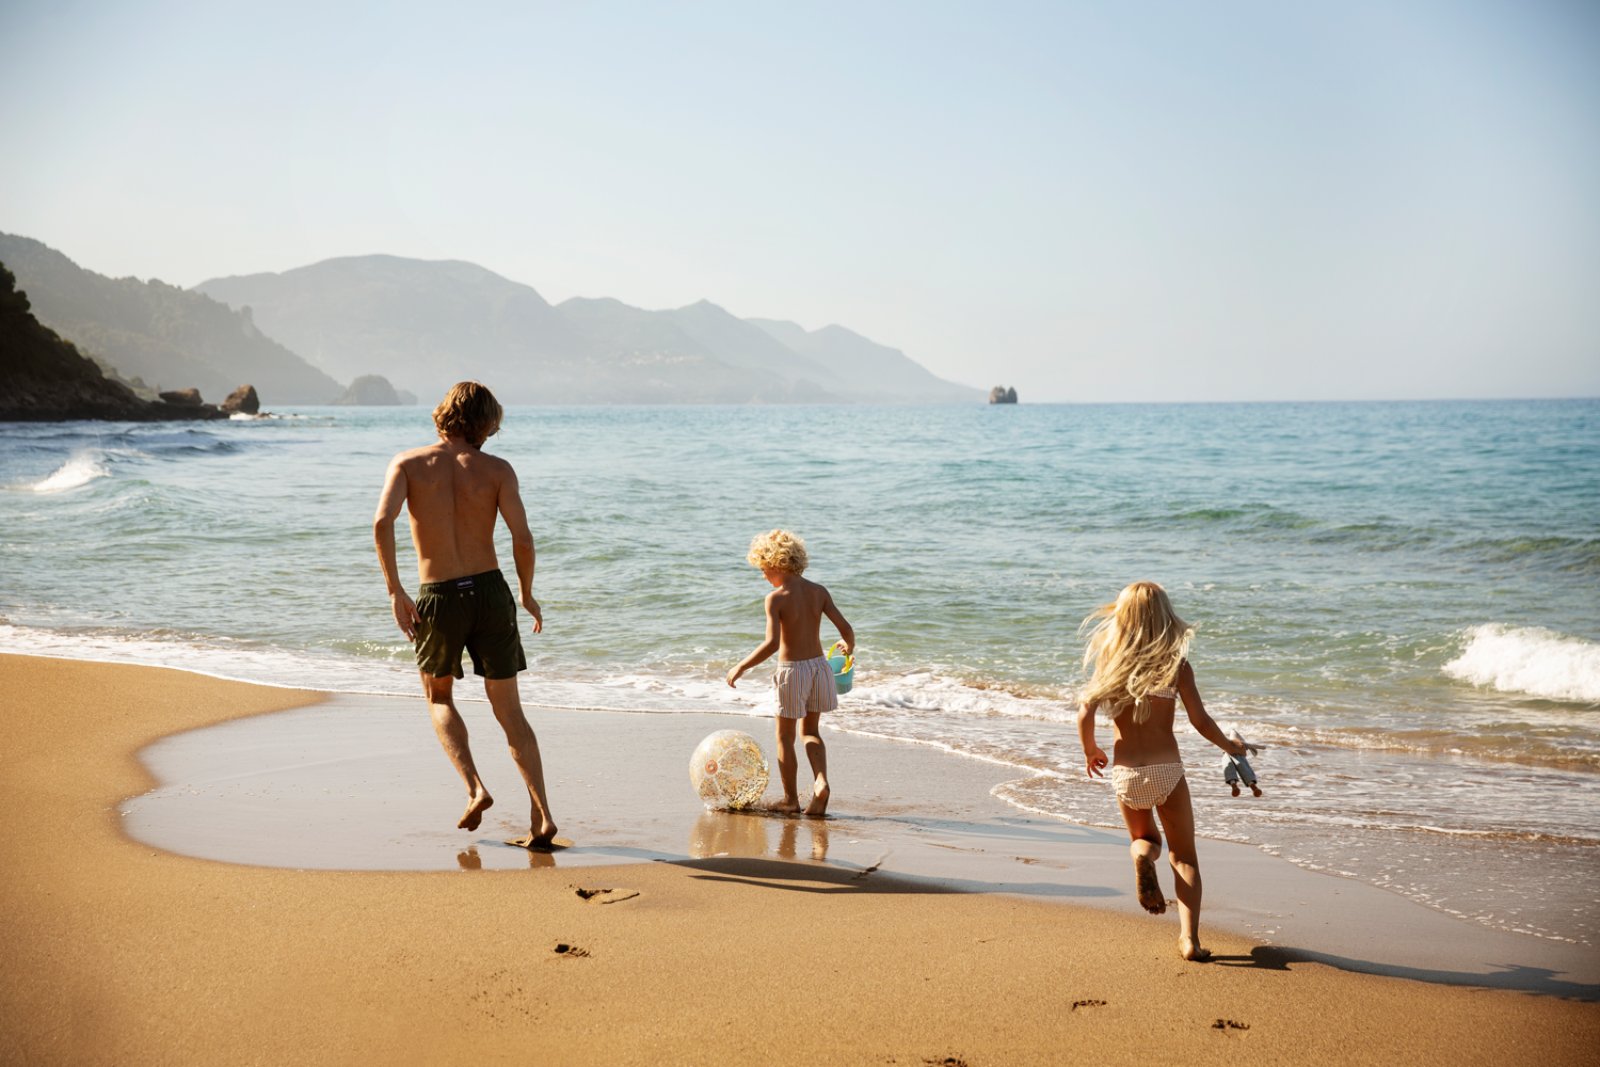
[827,641,854,694]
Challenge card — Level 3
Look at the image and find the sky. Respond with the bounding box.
[2,0,1597,401]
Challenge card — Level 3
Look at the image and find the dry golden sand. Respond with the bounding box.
[1,653,1595,1066]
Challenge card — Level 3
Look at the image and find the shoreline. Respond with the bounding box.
[3,652,1598,1066]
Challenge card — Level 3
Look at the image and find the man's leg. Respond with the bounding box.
[422,672,494,831]
[800,711,829,816]
[484,676,558,846]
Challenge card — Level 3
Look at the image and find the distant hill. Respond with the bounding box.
[0,234,343,405]
[197,255,592,404]
[749,318,980,402]
[197,254,975,405]
[0,264,224,421]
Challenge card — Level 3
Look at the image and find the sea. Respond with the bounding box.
[2,400,1597,947]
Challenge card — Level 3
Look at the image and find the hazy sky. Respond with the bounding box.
[3,1,1597,400]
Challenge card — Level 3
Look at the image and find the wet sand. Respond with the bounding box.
[3,653,1597,1066]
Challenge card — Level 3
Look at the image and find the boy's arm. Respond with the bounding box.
[727,593,781,687]
[496,463,542,633]
[1076,701,1107,778]
[1176,660,1247,756]
[373,457,420,640]
[821,589,854,657]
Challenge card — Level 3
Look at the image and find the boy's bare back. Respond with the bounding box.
[766,574,841,662]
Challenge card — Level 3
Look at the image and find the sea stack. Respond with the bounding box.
[988,385,1018,404]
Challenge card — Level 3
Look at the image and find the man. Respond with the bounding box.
[373,381,557,848]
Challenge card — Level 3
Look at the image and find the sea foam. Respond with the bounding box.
[29,454,109,492]
[1444,624,1600,704]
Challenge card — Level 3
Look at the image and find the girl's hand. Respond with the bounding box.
[726,665,743,688]
[1084,746,1108,778]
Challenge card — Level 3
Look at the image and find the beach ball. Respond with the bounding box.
[689,730,769,810]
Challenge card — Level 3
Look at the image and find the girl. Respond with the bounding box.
[1076,581,1249,961]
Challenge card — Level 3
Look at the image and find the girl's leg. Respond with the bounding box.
[771,716,802,813]
[1118,800,1167,914]
[1155,778,1208,960]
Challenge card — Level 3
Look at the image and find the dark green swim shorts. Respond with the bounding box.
[413,570,527,680]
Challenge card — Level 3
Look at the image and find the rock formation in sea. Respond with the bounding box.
[332,374,415,406]
[220,384,261,414]
[0,264,227,422]
[988,385,1019,404]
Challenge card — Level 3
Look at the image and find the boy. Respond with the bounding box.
[726,529,855,816]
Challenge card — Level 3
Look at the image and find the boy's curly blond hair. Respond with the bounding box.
[747,529,808,575]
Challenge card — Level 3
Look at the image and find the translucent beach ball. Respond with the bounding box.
[689,730,769,810]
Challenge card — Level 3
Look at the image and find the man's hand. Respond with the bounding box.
[726,665,744,688]
[522,592,543,634]
[1084,746,1109,779]
[391,591,421,641]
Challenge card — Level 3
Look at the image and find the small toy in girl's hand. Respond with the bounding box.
[1222,728,1262,798]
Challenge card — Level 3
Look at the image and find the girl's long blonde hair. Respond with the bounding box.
[1079,581,1193,723]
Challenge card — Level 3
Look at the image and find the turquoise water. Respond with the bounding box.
[2,401,1597,944]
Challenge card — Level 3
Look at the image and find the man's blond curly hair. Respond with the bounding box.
[433,381,503,446]
[747,529,808,575]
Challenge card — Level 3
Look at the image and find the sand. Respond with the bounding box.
[1,653,1596,1066]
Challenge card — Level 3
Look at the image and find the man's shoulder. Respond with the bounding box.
[391,442,443,466]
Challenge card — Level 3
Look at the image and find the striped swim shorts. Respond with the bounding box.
[773,655,839,719]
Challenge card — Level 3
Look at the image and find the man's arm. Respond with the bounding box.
[727,593,781,687]
[374,457,420,639]
[497,464,541,633]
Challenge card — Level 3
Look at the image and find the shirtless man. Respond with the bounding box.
[373,381,557,848]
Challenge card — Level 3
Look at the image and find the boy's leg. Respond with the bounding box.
[421,672,494,831]
[800,711,829,816]
[771,715,802,813]
[1155,779,1208,960]
[484,676,558,846]
[1117,799,1166,915]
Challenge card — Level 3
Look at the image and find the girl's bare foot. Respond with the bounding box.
[458,789,494,830]
[1134,853,1166,914]
[1178,936,1211,961]
[804,779,830,817]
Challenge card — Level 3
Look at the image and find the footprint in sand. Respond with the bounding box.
[1212,1019,1250,1032]
[573,886,639,904]
[921,1058,970,1067]
[552,942,591,958]
[1071,999,1107,1011]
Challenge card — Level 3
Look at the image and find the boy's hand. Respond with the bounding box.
[522,592,543,634]
[1085,746,1108,778]
[726,666,743,688]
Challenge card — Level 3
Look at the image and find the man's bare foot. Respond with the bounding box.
[1134,853,1166,914]
[458,790,494,831]
[765,798,802,815]
[804,780,830,817]
[510,821,562,851]
[1179,936,1212,961]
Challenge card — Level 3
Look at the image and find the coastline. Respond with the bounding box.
[3,654,1596,1065]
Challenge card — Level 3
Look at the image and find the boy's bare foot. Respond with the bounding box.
[458,790,494,831]
[1230,780,1241,797]
[804,780,830,817]
[1249,783,1263,797]
[765,798,802,815]
[1134,853,1166,914]
[1179,936,1212,961]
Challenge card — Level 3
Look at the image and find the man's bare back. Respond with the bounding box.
[395,440,514,584]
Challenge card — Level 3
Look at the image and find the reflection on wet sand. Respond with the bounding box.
[689,810,829,862]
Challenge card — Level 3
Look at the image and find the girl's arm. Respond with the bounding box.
[1076,701,1108,778]
[1176,660,1248,756]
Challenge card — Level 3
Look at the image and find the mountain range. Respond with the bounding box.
[1,233,980,407]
